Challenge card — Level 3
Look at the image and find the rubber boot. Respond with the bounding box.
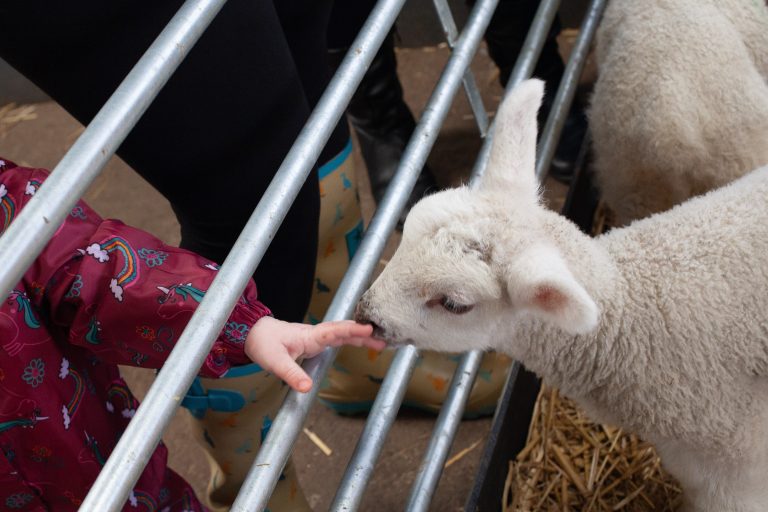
[184,367,311,512]
[328,31,438,230]
[305,140,364,324]
[180,142,361,512]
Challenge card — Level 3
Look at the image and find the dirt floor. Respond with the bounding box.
[0,28,585,512]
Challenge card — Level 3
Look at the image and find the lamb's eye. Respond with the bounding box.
[439,296,474,315]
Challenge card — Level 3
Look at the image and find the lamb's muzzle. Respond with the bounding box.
[354,294,388,341]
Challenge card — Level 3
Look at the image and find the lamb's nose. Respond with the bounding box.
[354,300,386,338]
[354,298,370,323]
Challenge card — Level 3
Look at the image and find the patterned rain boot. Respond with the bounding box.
[179,141,362,512]
[183,366,310,512]
[305,140,364,323]
[180,138,360,511]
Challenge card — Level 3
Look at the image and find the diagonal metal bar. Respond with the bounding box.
[535,0,606,182]
[0,0,227,303]
[432,0,489,136]
[79,0,406,510]
[405,350,483,512]
[405,2,562,509]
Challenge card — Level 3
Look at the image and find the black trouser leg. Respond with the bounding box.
[0,0,348,322]
[469,0,564,102]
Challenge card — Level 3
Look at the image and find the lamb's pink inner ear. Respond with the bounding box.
[532,285,568,313]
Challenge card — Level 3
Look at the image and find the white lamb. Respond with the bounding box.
[355,80,768,512]
[589,0,768,226]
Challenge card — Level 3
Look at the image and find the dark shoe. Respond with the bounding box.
[329,31,438,229]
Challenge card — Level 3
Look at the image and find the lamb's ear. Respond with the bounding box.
[478,79,544,198]
[506,245,599,335]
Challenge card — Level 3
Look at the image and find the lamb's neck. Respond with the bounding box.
[500,212,627,400]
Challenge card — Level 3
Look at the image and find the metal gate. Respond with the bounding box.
[0,0,607,509]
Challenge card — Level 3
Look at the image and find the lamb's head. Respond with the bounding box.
[355,80,599,354]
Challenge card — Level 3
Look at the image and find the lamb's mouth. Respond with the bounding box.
[366,323,414,348]
[385,338,415,349]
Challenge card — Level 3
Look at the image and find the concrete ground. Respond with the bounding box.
[0,18,586,512]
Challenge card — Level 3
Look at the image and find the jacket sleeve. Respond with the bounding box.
[1,159,270,378]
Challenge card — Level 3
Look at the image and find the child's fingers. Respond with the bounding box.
[326,336,387,350]
[310,321,373,345]
[265,349,313,393]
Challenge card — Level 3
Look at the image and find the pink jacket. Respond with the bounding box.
[0,159,270,511]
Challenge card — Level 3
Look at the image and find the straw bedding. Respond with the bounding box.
[503,387,682,511]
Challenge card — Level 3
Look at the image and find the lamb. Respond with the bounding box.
[589,0,768,226]
[355,80,768,512]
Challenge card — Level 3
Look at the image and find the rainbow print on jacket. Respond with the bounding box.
[59,358,85,430]
[0,183,15,232]
[79,237,140,301]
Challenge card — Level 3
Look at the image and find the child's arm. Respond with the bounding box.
[44,217,274,379]
[1,161,383,387]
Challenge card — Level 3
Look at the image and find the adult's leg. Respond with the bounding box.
[175,3,349,508]
[0,1,321,322]
[177,4,350,508]
[269,0,367,323]
[476,0,565,88]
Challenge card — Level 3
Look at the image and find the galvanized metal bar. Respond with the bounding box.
[464,360,532,512]
[0,0,227,303]
[78,1,405,511]
[327,1,500,510]
[432,0,489,136]
[405,2,563,508]
[535,0,606,182]
[462,72,490,137]
[328,345,420,512]
[470,0,562,181]
[405,350,483,512]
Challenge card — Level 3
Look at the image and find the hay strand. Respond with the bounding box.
[444,438,483,469]
[302,427,332,456]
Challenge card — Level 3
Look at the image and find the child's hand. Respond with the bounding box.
[245,317,386,393]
